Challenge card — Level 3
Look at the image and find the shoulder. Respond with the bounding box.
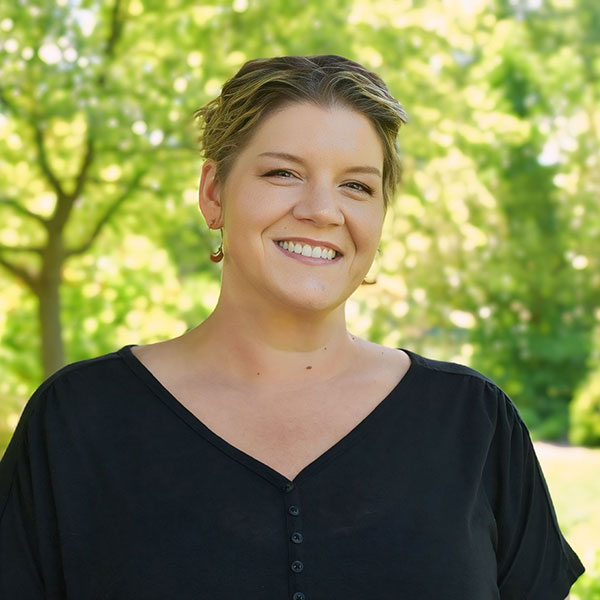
[357,338,411,374]
[0,347,130,498]
[1,346,143,475]
[47,346,131,383]
[31,346,134,406]
[8,346,138,440]
[396,350,534,470]
[364,339,498,389]
[362,338,502,391]
[388,345,521,427]
[402,348,497,386]
[403,347,505,398]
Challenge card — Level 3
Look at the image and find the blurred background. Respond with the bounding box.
[0,0,598,595]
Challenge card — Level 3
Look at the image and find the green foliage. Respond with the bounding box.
[536,442,600,599]
[0,0,599,439]
[570,371,600,447]
[572,550,600,600]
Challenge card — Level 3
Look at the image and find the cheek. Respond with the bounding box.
[348,207,384,253]
[224,188,278,228]
[223,192,289,255]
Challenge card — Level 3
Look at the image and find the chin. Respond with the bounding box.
[270,286,347,314]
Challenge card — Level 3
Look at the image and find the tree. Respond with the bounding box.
[0,0,598,441]
[1,0,205,376]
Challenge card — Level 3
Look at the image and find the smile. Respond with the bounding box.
[274,241,342,264]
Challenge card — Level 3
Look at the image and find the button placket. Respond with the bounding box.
[283,481,307,600]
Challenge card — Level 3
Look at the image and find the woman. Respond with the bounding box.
[0,55,584,599]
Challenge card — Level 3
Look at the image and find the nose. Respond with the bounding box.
[291,180,345,227]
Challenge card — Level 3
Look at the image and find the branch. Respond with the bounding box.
[65,170,146,257]
[0,244,43,254]
[48,194,77,234]
[33,121,67,199]
[46,136,95,231]
[0,255,38,290]
[97,0,126,87]
[4,64,94,207]
[0,197,49,225]
[105,0,125,60]
[0,86,21,117]
[86,176,173,197]
[68,134,95,200]
[94,143,195,156]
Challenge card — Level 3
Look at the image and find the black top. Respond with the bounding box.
[0,345,585,600]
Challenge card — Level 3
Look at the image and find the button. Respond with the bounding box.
[288,505,300,516]
[291,560,304,573]
[291,532,303,544]
[292,593,306,600]
[284,482,295,492]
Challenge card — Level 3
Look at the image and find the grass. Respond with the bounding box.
[535,442,600,600]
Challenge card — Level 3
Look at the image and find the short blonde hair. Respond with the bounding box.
[194,55,408,211]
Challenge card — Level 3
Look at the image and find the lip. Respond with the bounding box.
[273,237,344,256]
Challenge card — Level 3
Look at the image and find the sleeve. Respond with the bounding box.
[483,386,585,600]
[0,382,66,599]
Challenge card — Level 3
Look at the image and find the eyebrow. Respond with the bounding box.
[257,151,382,178]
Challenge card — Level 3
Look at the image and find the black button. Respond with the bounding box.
[288,505,300,516]
[284,482,295,492]
[291,560,304,572]
[293,593,306,600]
[291,532,303,544]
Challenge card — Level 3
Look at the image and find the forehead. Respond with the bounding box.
[242,102,384,165]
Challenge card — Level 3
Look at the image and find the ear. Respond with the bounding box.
[199,159,224,229]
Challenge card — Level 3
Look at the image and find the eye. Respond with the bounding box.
[263,169,296,179]
[344,181,374,195]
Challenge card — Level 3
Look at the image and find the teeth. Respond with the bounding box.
[277,241,338,260]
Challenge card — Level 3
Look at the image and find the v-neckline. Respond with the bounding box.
[118,344,419,489]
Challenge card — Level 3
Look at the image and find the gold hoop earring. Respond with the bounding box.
[209,228,224,263]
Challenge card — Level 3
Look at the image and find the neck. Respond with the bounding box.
[183,288,361,387]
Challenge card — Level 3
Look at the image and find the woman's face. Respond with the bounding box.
[200,101,385,315]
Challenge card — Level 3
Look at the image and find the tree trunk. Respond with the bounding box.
[37,242,65,378]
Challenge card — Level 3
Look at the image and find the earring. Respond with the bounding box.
[209,226,224,263]
[361,247,381,285]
